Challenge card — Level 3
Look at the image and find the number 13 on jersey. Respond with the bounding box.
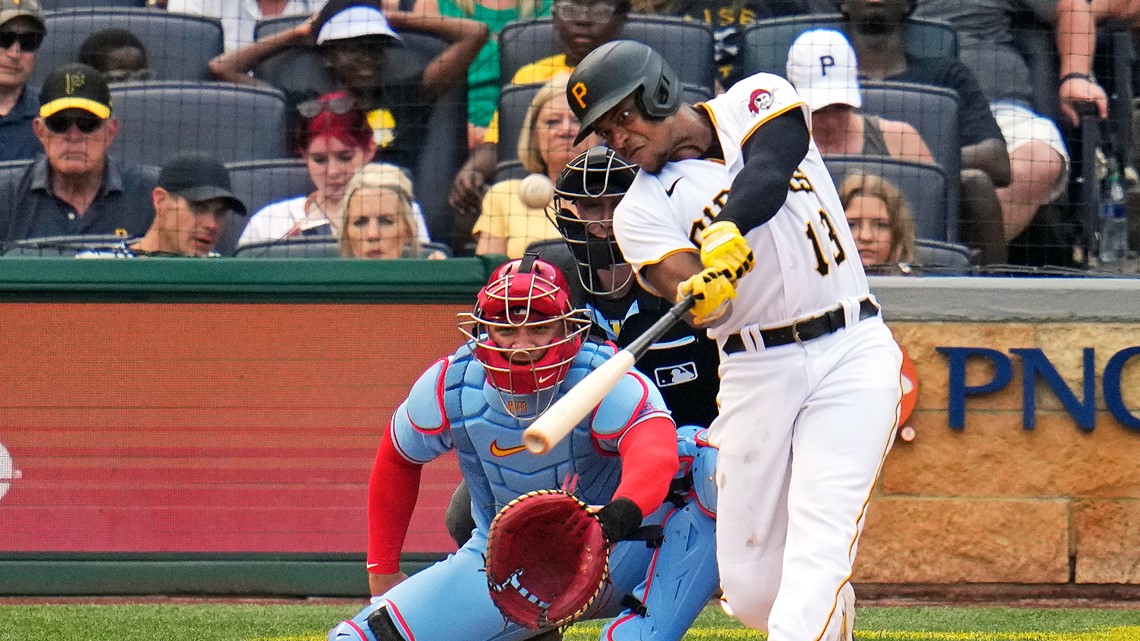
[805,208,847,276]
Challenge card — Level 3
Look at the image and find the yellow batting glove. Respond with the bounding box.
[678,267,737,326]
[699,221,755,282]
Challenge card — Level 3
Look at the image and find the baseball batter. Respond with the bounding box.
[328,256,719,641]
[567,41,904,641]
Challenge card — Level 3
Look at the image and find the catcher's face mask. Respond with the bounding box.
[550,146,638,297]
[459,255,591,414]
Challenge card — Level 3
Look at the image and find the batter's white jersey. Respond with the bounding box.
[614,72,869,338]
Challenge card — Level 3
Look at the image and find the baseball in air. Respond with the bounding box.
[899,426,917,442]
[518,173,555,209]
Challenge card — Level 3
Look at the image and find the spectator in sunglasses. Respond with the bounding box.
[0,64,157,242]
[237,90,432,247]
[0,0,46,162]
[78,28,154,84]
[208,0,488,176]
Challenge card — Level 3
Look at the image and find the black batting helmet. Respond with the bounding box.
[567,40,680,145]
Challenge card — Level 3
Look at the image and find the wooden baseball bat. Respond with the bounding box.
[522,294,696,454]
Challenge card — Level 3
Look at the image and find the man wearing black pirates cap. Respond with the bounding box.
[0,62,157,243]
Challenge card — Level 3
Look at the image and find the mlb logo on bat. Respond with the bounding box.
[654,362,697,387]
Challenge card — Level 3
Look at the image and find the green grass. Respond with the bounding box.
[0,603,1136,641]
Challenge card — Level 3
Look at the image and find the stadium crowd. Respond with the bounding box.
[0,0,1133,268]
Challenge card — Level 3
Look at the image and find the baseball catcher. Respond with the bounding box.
[328,255,717,641]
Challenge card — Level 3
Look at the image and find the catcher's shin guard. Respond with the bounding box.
[327,603,404,641]
[601,500,718,641]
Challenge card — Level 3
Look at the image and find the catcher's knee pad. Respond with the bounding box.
[327,604,404,641]
[690,440,717,516]
[675,426,717,516]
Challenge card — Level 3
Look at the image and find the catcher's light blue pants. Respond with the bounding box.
[329,499,717,641]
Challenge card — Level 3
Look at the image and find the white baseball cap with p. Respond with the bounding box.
[316,6,403,45]
[786,29,862,112]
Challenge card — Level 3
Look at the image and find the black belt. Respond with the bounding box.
[722,298,879,354]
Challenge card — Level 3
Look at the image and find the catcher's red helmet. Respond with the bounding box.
[460,254,590,397]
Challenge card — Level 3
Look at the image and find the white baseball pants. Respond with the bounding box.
[709,317,902,641]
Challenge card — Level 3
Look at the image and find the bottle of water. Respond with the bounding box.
[1098,158,1128,264]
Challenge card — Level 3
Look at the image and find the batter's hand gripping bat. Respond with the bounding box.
[522,294,696,454]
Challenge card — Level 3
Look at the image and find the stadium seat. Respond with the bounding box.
[42,0,147,8]
[215,159,316,257]
[233,237,341,258]
[739,14,957,78]
[498,16,716,95]
[859,80,961,224]
[253,16,468,246]
[107,81,289,167]
[34,9,223,88]
[914,238,979,269]
[2,234,130,257]
[824,155,954,242]
[252,16,337,99]
[0,159,33,185]
[495,83,712,166]
[233,237,453,258]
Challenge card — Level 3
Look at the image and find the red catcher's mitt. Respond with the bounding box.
[484,489,609,629]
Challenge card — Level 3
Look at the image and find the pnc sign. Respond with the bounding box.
[937,346,1140,431]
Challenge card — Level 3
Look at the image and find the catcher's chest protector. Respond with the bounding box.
[442,343,625,518]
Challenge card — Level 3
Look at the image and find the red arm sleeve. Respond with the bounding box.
[366,422,424,574]
[612,416,679,516]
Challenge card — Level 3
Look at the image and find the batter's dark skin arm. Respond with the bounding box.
[641,251,706,327]
[713,108,810,234]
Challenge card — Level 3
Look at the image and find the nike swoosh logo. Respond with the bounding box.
[490,440,528,457]
[665,177,683,197]
[537,372,558,385]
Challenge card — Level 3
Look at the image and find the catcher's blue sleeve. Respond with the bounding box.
[390,358,455,464]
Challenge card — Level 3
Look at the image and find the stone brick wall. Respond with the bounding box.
[853,322,1140,585]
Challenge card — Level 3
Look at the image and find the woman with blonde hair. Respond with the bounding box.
[473,74,598,257]
[838,172,916,268]
[339,163,435,259]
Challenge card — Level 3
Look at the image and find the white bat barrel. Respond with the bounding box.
[523,351,636,454]
[521,295,694,455]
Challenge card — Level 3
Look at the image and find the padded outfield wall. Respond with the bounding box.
[0,261,1136,595]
